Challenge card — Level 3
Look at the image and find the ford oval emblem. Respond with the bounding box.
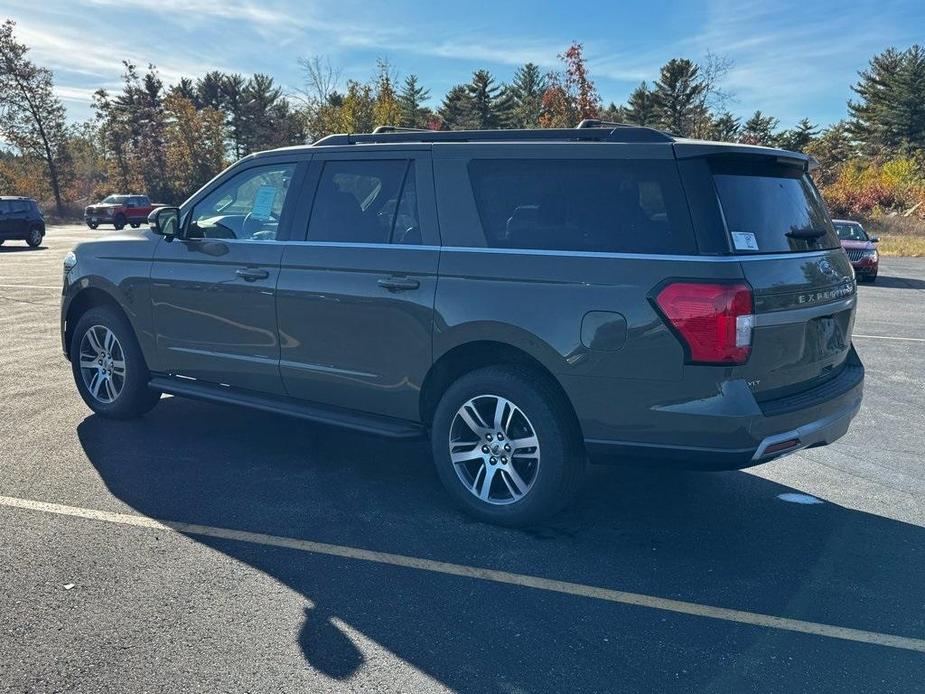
[818,258,836,278]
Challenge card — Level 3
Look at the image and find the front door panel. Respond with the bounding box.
[150,239,285,394]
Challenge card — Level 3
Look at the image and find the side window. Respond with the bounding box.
[307,160,418,244]
[189,164,296,241]
[467,159,697,254]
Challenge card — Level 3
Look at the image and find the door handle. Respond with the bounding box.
[236,267,269,282]
[378,277,420,292]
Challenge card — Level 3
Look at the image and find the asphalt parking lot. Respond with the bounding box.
[2,225,924,692]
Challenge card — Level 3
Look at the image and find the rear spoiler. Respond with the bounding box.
[672,141,816,171]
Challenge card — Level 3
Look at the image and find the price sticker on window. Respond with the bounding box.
[731,231,759,251]
[251,186,278,221]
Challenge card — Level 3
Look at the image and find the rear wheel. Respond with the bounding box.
[87,222,98,230]
[114,214,126,230]
[431,366,585,526]
[130,223,140,228]
[26,228,42,248]
[69,306,161,419]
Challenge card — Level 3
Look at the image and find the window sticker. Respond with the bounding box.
[731,231,759,251]
[251,185,278,220]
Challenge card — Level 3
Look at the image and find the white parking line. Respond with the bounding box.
[854,334,925,343]
[0,284,61,290]
[2,494,924,653]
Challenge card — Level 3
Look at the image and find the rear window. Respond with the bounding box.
[467,159,697,254]
[711,159,839,254]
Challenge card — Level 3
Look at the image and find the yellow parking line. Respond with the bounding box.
[2,493,924,654]
[854,334,925,343]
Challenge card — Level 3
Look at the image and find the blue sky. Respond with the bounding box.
[5,0,924,129]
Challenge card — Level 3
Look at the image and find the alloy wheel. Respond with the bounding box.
[448,394,541,505]
[78,325,126,403]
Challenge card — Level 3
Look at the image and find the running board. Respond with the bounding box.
[148,376,424,440]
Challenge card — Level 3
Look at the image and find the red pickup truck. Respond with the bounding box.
[84,195,163,230]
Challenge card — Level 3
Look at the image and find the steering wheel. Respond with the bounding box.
[242,211,279,238]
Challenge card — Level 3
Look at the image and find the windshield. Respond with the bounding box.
[711,159,840,254]
[101,195,129,204]
[834,222,869,241]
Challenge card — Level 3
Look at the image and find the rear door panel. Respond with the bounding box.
[276,150,439,421]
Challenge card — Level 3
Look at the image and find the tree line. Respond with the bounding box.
[1,17,923,221]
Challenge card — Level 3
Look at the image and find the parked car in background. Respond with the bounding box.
[833,218,879,282]
[0,196,45,248]
[85,195,162,230]
[61,123,864,526]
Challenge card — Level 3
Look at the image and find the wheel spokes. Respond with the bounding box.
[448,393,541,505]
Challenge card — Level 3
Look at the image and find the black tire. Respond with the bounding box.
[0,240,4,246]
[69,305,161,419]
[130,223,140,228]
[430,365,585,526]
[114,214,126,230]
[87,222,98,230]
[26,228,42,248]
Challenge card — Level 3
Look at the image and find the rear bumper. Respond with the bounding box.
[582,348,864,470]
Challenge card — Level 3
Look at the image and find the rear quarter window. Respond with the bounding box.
[467,159,697,254]
[710,158,839,254]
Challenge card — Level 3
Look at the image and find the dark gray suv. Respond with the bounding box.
[61,122,864,525]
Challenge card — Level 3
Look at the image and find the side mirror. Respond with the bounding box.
[870,236,880,243]
[149,207,180,239]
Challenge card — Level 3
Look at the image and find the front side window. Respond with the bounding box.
[467,159,696,254]
[307,160,419,244]
[189,164,296,241]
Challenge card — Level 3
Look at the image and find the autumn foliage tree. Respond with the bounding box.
[0,20,72,215]
[539,42,600,128]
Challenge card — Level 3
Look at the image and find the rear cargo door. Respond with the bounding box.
[691,154,856,399]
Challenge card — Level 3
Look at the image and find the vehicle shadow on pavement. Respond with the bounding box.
[77,396,925,692]
[867,274,925,290]
[0,245,47,253]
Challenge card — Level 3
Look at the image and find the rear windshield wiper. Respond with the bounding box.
[786,228,828,240]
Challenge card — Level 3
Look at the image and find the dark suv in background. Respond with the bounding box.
[0,196,45,248]
[60,122,864,525]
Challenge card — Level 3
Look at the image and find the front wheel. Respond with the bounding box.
[130,223,140,228]
[69,306,161,419]
[431,366,585,526]
[87,222,98,230]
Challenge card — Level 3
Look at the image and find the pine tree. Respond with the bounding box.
[652,59,706,136]
[438,85,472,130]
[739,110,779,146]
[623,82,656,126]
[777,118,819,152]
[804,121,856,186]
[709,111,741,142]
[466,70,513,129]
[397,74,430,128]
[848,45,925,153]
[508,63,547,128]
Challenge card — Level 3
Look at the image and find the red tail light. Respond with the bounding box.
[654,282,754,365]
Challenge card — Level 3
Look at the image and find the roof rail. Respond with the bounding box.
[312,125,674,147]
[577,118,637,129]
[371,125,432,134]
